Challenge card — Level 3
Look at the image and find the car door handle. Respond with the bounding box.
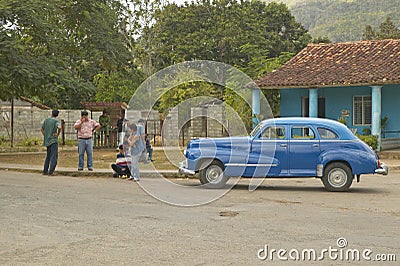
[312,144,319,147]
[280,144,287,147]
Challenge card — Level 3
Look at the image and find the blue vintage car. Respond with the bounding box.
[179,117,388,191]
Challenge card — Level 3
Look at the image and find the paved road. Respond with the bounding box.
[0,170,398,265]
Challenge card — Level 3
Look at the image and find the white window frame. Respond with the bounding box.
[353,95,372,126]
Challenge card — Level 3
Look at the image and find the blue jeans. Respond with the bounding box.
[78,138,93,169]
[43,142,58,174]
[130,153,140,179]
[147,147,153,160]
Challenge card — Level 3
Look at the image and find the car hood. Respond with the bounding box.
[187,136,251,150]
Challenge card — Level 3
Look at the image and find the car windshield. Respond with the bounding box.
[249,122,264,138]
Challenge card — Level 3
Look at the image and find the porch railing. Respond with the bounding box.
[382,130,400,139]
[93,128,119,149]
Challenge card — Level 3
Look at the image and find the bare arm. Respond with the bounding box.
[128,133,140,147]
[74,119,83,129]
[54,125,62,137]
[141,133,146,145]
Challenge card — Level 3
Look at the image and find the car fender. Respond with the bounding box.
[194,148,250,170]
[318,148,377,175]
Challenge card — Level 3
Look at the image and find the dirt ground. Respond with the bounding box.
[0,148,180,170]
[0,170,398,265]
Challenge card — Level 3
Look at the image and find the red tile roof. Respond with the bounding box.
[255,39,400,89]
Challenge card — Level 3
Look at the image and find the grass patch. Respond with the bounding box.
[0,148,181,171]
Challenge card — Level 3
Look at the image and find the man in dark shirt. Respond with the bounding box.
[116,114,124,144]
[41,110,61,175]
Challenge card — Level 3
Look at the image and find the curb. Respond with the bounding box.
[1,164,399,179]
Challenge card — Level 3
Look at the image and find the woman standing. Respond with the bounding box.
[128,123,141,181]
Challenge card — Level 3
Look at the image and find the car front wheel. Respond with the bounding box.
[322,162,353,192]
[199,160,228,188]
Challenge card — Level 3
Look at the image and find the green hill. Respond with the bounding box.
[264,0,400,42]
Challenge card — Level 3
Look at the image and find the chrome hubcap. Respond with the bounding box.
[206,165,223,183]
[328,168,347,188]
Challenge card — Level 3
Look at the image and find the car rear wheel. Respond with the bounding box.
[199,160,228,188]
[322,162,353,192]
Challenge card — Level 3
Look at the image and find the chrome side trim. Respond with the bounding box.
[226,163,278,167]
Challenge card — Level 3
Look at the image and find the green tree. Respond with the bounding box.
[312,36,331,44]
[0,0,73,102]
[0,0,136,108]
[143,0,311,72]
[363,16,400,40]
[94,66,145,103]
[377,16,400,39]
[362,25,376,40]
[137,0,311,125]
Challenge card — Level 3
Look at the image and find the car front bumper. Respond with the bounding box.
[375,162,388,175]
[178,160,196,175]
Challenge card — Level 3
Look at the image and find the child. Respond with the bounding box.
[111,144,132,178]
[145,135,154,162]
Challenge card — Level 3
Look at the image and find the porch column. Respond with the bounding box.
[252,88,261,128]
[309,89,318,118]
[371,86,382,150]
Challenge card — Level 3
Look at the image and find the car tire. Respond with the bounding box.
[322,162,353,192]
[199,160,228,188]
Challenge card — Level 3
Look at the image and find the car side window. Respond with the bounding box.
[318,128,339,139]
[260,126,285,139]
[291,126,315,139]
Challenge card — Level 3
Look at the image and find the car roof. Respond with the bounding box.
[264,117,341,125]
[260,117,357,139]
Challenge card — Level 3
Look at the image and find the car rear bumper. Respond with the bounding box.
[375,162,388,175]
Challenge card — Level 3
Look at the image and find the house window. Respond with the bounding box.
[353,96,371,125]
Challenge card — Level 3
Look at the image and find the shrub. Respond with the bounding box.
[337,116,347,125]
[362,127,371,135]
[0,136,8,145]
[62,139,78,146]
[21,137,41,146]
[357,134,378,150]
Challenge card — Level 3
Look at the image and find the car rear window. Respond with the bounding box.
[318,128,339,139]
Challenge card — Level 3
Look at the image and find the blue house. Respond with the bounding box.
[255,39,400,150]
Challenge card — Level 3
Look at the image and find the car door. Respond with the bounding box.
[250,125,288,176]
[289,125,320,176]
